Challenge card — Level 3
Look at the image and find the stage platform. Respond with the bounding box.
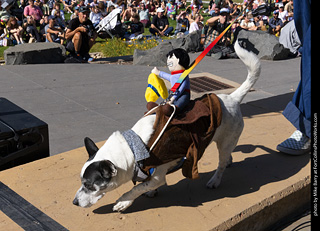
[0,104,310,231]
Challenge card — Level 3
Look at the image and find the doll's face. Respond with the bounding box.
[167,54,184,72]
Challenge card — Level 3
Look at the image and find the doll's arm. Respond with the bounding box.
[159,71,171,81]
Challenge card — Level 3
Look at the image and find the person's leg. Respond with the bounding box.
[164,26,173,36]
[277,0,311,155]
[72,31,82,54]
[149,28,157,36]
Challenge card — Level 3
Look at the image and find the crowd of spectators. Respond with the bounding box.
[0,0,295,60]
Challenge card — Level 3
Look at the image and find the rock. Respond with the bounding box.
[4,43,66,65]
[170,30,203,53]
[237,30,290,60]
[133,31,203,66]
[133,42,173,66]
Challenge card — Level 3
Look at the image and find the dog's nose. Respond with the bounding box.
[73,198,79,206]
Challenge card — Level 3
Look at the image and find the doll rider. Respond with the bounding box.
[148,48,191,116]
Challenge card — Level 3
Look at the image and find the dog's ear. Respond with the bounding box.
[84,137,99,158]
[99,160,117,179]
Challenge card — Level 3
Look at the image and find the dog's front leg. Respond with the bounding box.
[113,172,166,212]
[113,160,179,212]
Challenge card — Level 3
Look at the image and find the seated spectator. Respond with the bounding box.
[34,0,42,9]
[45,15,65,44]
[6,16,24,44]
[90,6,101,27]
[53,10,66,30]
[64,0,77,14]
[39,15,49,40]
[0,22,8,46]
[189,14,203,33]
[70,6,80,20]
[278,4,288,24]
[89,0,99,9]
[240,14,256,30]
[48,0,55,12]
[176,0,186,10]
[174,10,189,35]
[186,0,202,14]
[205,7,236,59]
[284,0,293,21]
[253,15,267,31]
[107,0,119,12]
[25,16,42,43]
[188,5,203,22]
[24,0,43,25]
[125,13,144,40]
[230,3,240,18]
[269,10,283,36]
[0,5,11,23]
[65,6,97,62]
[84,0,93,6]
[122,4,135,22]
[209,5,220,17]
[51,3,65,21]
[149,7,173,36]
[97,2,107,18]
[147,0,157,16]
[166,0,176,20]
[139,2,150,28]
[42,0,50,15]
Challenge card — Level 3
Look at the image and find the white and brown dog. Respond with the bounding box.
[73,40,261,212]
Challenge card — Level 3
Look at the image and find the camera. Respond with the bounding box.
[82,24,95,37]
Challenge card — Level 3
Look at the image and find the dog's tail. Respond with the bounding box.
[230,40,261,104]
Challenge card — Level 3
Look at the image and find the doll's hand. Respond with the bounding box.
[152,67,160,76]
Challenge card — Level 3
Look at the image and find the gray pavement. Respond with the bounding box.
[0,55,300,156]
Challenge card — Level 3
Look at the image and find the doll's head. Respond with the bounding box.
[166,48,190,72]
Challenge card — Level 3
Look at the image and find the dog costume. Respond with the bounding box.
[138,93,222,180]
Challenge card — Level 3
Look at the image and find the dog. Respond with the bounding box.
[73,40,261,212]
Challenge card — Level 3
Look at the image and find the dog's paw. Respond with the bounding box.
[144,189,158,198]
[206,176,221,189]
[113,200,133,212]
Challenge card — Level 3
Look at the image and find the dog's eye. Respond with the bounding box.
[84,182,96,191]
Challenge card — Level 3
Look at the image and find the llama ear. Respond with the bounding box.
[99,160,117,179]
[84,137,99,159]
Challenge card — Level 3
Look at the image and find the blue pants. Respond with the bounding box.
[283,0,311,137]
[173,91,190,110]
[149,27,174,36]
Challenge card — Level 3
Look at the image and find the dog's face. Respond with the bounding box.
[73,137,117,208]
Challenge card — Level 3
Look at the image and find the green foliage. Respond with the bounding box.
[90,37,159,57]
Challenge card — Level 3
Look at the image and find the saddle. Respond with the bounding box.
[143,93,222,179]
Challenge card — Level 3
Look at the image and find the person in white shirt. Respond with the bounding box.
[240,15,255,30]
[90,6,102,27]
[278,5,288,23]
[189,14,202,33]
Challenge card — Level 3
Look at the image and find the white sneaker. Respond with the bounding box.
[277,130,311,155]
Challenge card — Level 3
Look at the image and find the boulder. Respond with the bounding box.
[4,43,66,65]
[133,31,203,66]
[170,30,203,53]
[133,41,173,66]
[237,30,290,60]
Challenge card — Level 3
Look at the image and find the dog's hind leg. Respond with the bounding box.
[113,159,179,212]
[206,136,239,189]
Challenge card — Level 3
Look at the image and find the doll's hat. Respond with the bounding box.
[145,73,168,102]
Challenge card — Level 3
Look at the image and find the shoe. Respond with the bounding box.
[277,130,311,155]
[83,53,95,62]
